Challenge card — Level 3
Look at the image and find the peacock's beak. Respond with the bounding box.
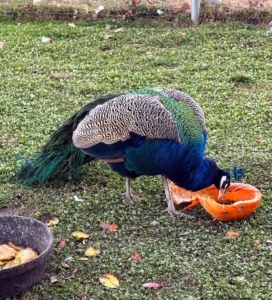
[218,186,226,201]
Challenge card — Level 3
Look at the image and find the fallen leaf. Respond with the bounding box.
[61,262,70,269]
[50,276,58,284]
[133,252,141,262]
[85,247,100,257]
[180,32,186,37]
[68,22,76,27]
[57,240,66,248]
[0,42,4,49]
[266,239,272,243]
[45,217,59,226]
[100,221,118,232]
[42,36,52,43]
[143,282,164,289]
[150,220,160,226]
[100,221,110,230]
[132,0,140,4]
[104,35,113,40]
[254,239,260,245]
[108,223,118,232]
[180,231,191,236]
[114,28,124,33]
[72,231,90,239]
[63,256,74,262]
[74,195,83,202]
[79,257,88,261]
[105,24,112,30]
[99,273,119,288]
[226,228,241,239]
[172,6,182,13]
[95,5,104,14]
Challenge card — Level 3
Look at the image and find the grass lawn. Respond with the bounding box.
[0,17,272,299]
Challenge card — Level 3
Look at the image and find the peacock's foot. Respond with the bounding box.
[161,207,195,220]
[121,192,139,203]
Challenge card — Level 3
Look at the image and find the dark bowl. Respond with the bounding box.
[0,215,54,299]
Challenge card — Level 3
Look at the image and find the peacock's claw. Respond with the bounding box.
[161,208,195,220]
[121,191,139,203]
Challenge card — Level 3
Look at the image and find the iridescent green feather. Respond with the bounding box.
[14,93,124,185]
[131,88,203,145]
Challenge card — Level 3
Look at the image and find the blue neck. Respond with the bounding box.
[167,157,217,191]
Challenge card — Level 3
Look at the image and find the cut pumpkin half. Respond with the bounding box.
[169,182,262,222]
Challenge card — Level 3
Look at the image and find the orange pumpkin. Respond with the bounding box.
[169,182,262,222]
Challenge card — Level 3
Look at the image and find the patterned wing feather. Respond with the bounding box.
[72,94,181,149]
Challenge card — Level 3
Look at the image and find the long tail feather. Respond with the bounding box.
[14,93,124,185]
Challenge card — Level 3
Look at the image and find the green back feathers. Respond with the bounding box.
[131,88,203,145]
[15,93,124,185]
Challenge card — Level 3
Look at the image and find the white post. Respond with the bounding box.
[191,0,200,24]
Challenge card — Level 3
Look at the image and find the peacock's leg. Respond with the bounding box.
[122,177,139,203]
[161,176,195,220]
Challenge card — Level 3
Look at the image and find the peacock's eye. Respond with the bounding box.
[220,175,230,189]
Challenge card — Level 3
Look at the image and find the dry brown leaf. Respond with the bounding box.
[57,240,66,248]
[99,273,119,288]
[100,221,110,230]
[172,6,182,13]
[105,24,112,30]
[45,217,59,226]
[100,221,118,232]
[226,228,241,239]
[50,276,58,284]
[61,262,70,269]
[104,35,113,40]
[0,42,4,49]
[114,28,124,33]
[68,23,76,27]
[143,282,164,289]
[254,239,260,244]
[72,231,90,239]
[85,247,100,257]
[108,223,118,232]
[78,257,88,261]
[133,251,141,262]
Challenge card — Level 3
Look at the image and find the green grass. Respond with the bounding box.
[0,19,272,299]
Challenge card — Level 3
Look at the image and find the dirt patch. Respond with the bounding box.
[0,206,35,217]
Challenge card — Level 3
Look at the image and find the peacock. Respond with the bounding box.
[15,88,232,219]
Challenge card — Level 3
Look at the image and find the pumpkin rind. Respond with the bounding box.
[169,182,262,221]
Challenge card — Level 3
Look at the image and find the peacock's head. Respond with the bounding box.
[214,169,231,200]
